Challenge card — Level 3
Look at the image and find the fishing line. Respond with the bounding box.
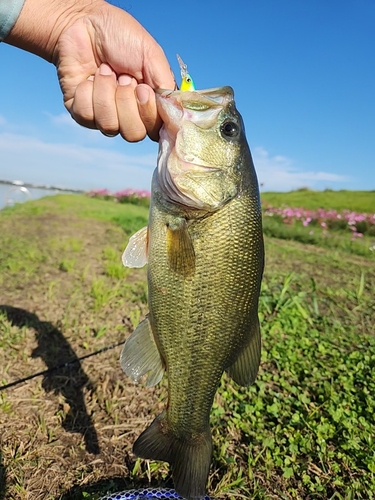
[0,340,125,391]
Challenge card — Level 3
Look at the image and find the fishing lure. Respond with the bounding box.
[176,54,196,91]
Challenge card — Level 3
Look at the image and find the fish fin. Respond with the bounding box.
[134,411,212,500]
[166,220,195,276]
[227,317,261,386]
[120,315,164,387]
[122,226,149,268]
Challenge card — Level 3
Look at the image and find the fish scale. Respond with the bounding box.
[121,86,264,499]
[149,191,262,428]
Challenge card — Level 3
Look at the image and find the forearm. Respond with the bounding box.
[4,0,105,62]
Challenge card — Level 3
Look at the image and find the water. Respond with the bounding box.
[0,184,78,209]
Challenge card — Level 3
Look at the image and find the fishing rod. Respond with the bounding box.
[0,340,125,391]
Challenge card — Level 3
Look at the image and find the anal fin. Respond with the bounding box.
[226,316,261,386]
[120,315,164,387]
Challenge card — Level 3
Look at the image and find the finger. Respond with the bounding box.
[70,77,97,129]
[93,63,119,136]
[116,74,147,142]
[135,84,162,142]
[143,45,176,91]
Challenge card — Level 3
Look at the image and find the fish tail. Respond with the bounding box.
[133,411,212,500]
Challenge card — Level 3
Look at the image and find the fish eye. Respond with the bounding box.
[221,120,240,139]
[186,77,191,83]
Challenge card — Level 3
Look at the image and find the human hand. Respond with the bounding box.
[6,0,176,141]
[55,2,176,141]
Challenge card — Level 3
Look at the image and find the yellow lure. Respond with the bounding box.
[177,54,196,91]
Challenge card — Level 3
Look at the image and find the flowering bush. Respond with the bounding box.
[87,188,113,200]
[87,188,151,207]
[263,205,375,239]
[114,188,151,207]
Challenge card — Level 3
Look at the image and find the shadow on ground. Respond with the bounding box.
[0,305,100,455]
[60,476,130,500]
[0,450,5,500]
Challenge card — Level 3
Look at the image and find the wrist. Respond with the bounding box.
[5,0,105,62]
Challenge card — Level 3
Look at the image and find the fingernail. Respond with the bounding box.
[99,63,113,76]
[118,74,133,86]
[136,85,150,104]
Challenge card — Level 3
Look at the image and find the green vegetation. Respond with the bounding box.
[260,190,375,259]
[262,215,375,259]
[0,193,374,500]
[261,189,375,213]
[0,194,149,233]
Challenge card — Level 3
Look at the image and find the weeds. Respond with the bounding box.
[262,214,375,258]
[0,312,27,351]
[210,271,375,497]
[261,189,375,213]
[261,191,375,258]
[90,278,120,310]
[59,258,76,272]
[0,194,374,499]
[87,188,150,208]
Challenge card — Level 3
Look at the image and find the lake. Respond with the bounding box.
[0,184,79,209]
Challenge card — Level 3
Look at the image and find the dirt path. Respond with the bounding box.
[0,212,169,499]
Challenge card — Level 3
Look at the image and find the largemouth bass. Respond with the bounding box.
[121,86,264,499]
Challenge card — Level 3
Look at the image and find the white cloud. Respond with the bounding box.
[46,112,121,144]
[48,112,75,127]
[253,147,350,191]
[0,112,351,194]
[0,131,157,191]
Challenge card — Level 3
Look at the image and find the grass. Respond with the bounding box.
[262,215,375,259]
[261,188,375,213]
[212,274,375,497]
[0,193,374,500]
[260,189,375,259]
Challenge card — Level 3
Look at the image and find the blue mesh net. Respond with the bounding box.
[99,488,211,500]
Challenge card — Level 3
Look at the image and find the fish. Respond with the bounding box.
[120,85,264,500]
[177,54,196,91]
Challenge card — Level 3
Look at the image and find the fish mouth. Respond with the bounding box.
[155,87,234,130]
[155,86,234,101]
[155,86,234,172]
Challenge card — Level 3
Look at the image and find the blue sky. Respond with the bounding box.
[0,0,374,193]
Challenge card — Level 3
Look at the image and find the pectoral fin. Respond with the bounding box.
[122,226,148,268]
[166,219,195,276]
[120,315,164,387]
[226,317,261,386]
